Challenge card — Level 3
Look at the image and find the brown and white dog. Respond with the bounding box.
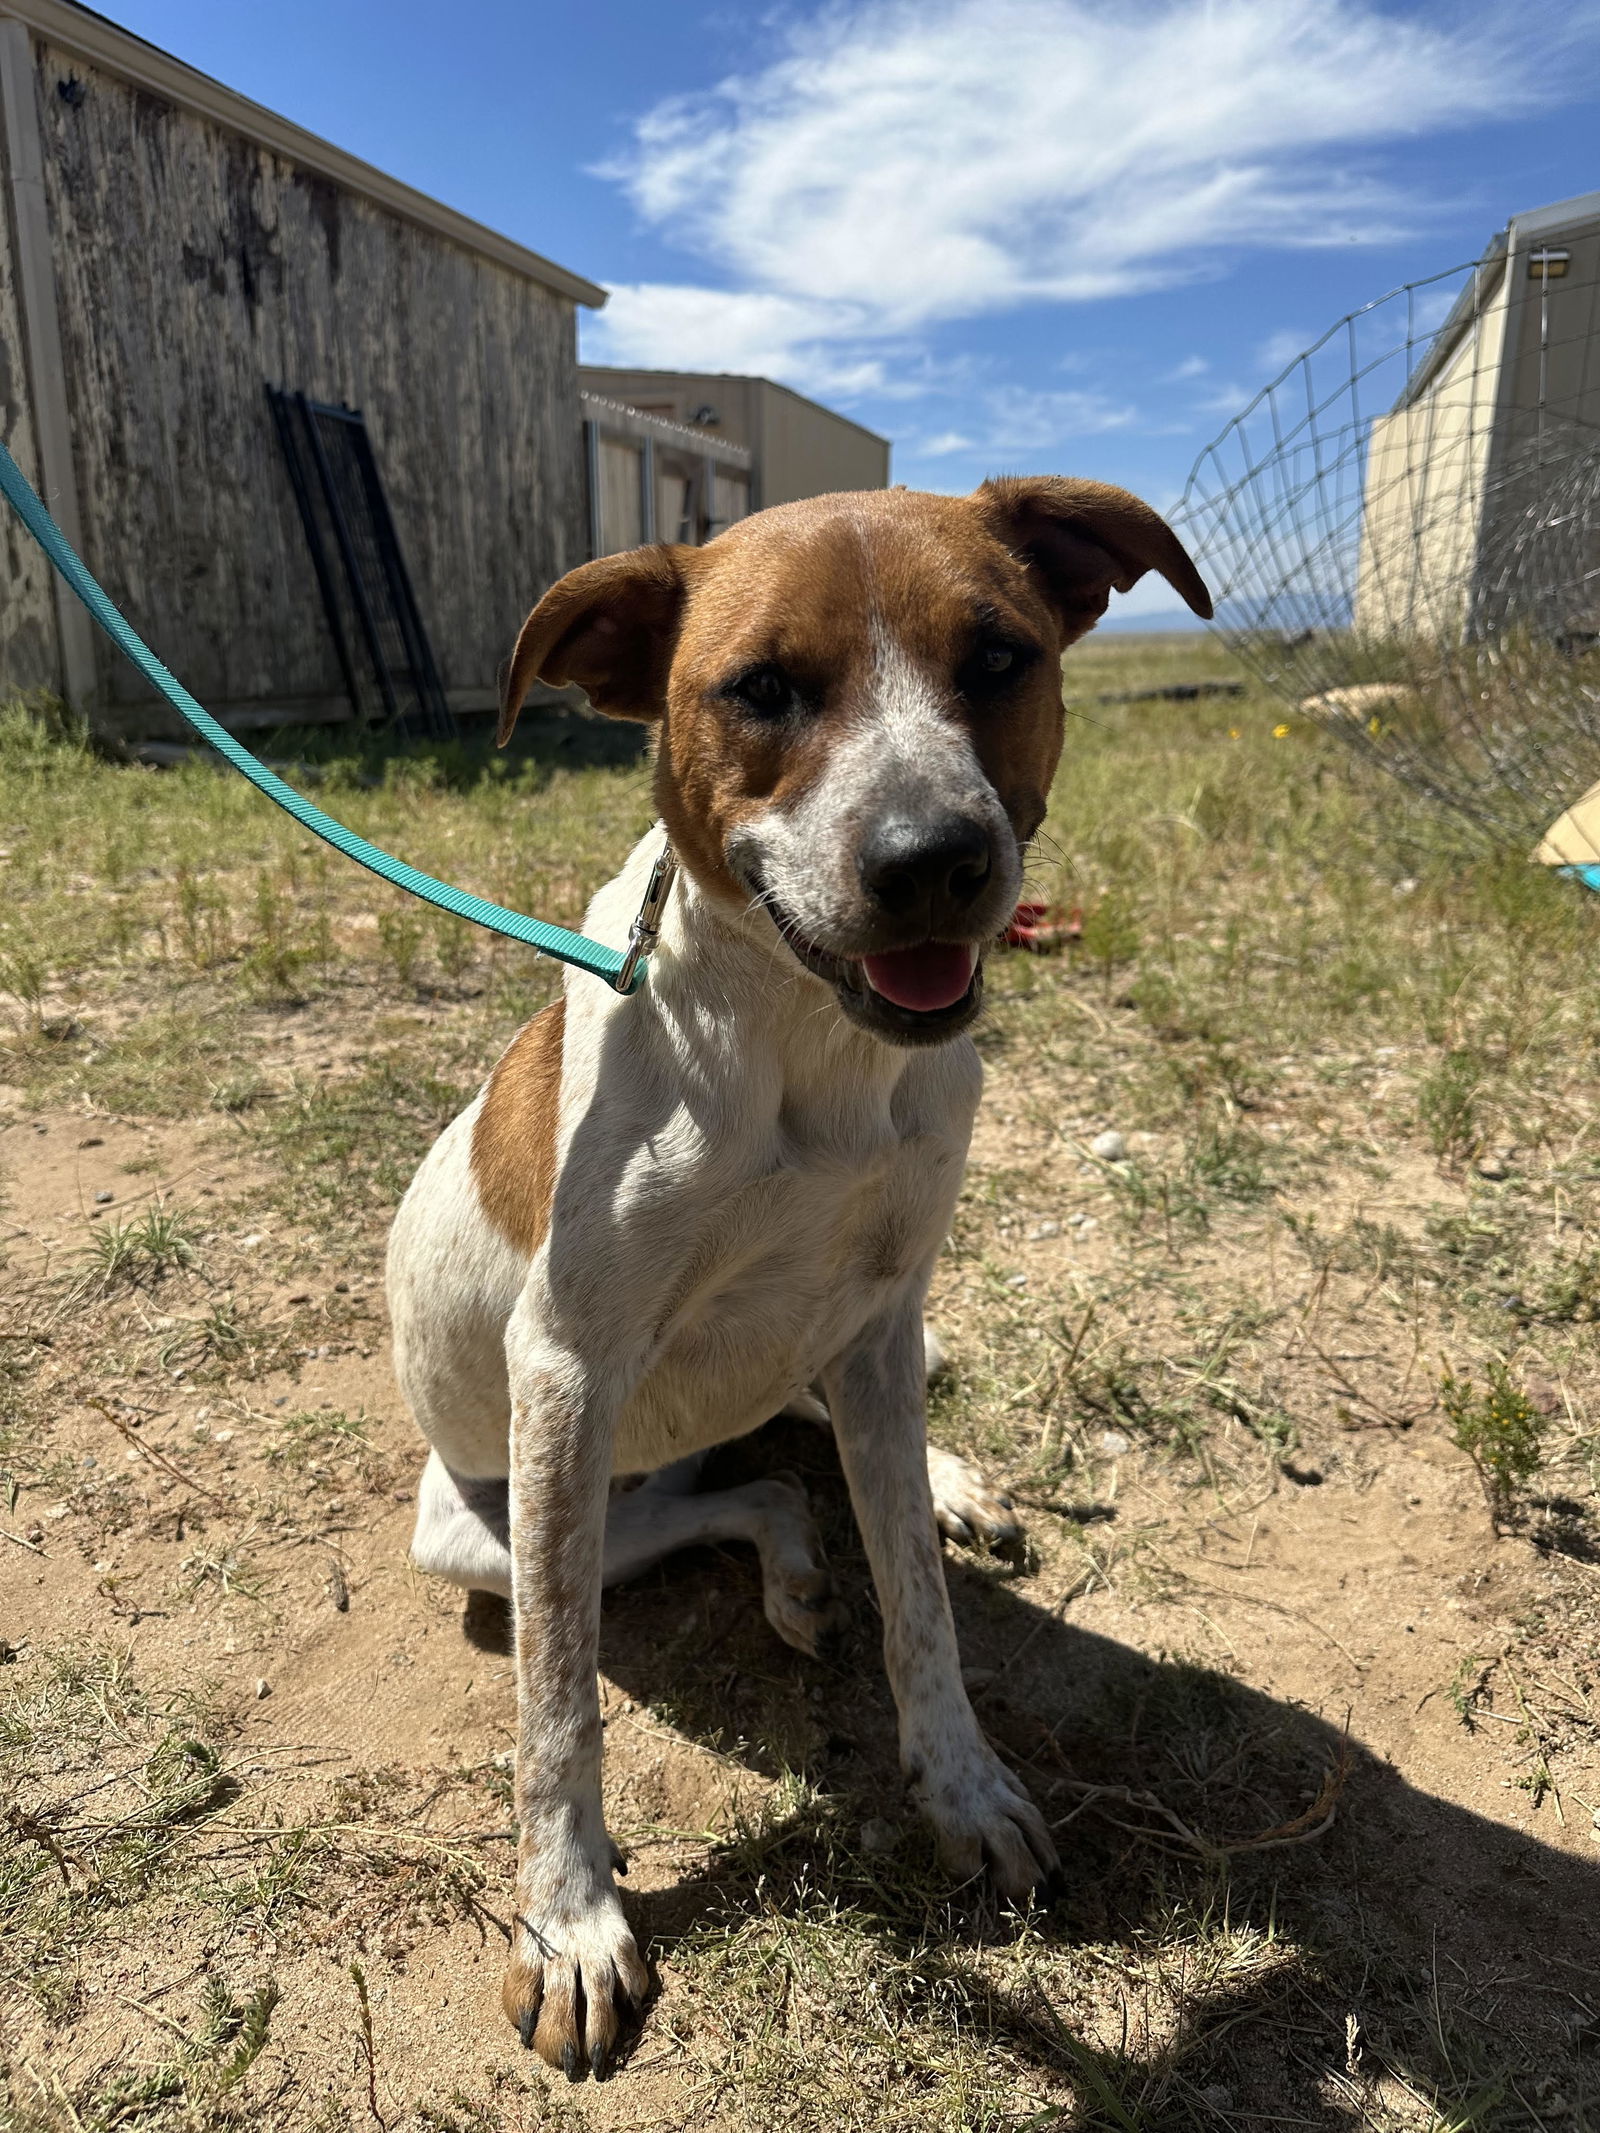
[386,477,1210,2076]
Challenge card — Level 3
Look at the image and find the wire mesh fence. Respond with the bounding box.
[1174,216,1600,853]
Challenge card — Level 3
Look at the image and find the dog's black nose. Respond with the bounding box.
[858,814,993,924]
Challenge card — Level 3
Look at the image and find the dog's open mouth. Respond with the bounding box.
[754,883,984,1042]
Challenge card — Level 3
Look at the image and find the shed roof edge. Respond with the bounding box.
[3,0,608,307]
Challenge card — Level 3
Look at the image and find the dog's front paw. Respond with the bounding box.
[906,1731,1058,1906]
[503,1874,649,2079]
[926,1446,1023,1550]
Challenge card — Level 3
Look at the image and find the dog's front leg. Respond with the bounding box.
[500,1306,646,2078]
[821,1296,1059,1904]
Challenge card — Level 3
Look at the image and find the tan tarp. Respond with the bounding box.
[1537,777,1600,865]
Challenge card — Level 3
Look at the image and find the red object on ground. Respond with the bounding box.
[1003,900,1083,951]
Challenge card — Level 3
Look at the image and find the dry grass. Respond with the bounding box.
[2,647,1599,2130]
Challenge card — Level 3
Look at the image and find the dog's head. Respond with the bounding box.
[500,479,1210,1048]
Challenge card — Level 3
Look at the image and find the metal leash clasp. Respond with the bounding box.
[613,841,678,995]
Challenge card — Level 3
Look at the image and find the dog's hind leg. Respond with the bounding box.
[784,1323,1022,1550]
[411,1451,513,1595]
[604,1461,839,1656]
[412,1451,838,1655]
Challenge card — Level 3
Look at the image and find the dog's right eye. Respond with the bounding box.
[726,663,795,717]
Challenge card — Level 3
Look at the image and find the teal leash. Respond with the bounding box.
[0,437,656,993]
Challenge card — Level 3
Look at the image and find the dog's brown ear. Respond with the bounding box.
[498,545,693,744]
[977,476,1213,642]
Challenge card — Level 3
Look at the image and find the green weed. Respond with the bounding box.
[1441,1358,1548,1529]
[82,1202,202,1291]
[1418,1048,1485,1161]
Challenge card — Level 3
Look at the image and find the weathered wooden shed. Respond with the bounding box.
[0,0,605,738]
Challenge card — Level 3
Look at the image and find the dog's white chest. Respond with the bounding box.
[610,1120,964,1471]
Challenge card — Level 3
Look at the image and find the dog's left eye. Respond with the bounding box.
[727,663,796,717]
[960,638,1035,697]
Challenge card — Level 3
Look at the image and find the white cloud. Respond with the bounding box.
[582,285,886,395]
[1259,328,1313,373]
[592,0,1589,389]
[1166,356,1210,382]
[915,385,1137,457]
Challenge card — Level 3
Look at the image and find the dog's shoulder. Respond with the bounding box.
[472,997,567,1255]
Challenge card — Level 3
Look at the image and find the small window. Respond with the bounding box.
[1528,248,1570,279]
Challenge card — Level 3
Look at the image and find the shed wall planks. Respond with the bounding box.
[0,37,64,702]
[16,35,584,736]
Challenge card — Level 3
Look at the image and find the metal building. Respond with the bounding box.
[1355,188,1600,641]
[576,366,890,522]
[0,0,605,738]
[580,393,752,559]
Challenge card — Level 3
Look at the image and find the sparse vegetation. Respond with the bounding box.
[2,645,1597,2127]
[1442,1357,1549,1529]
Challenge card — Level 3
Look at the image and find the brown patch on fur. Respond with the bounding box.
[472,999,566,1255]
[495,479,1211,905]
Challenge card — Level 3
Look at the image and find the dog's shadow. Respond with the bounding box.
[579,1420,1600,2120]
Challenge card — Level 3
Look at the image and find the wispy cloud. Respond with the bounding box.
[915,385,1138,457]
[585,0,1592,385]
[589,285,886,396]
[1259,328,1314,373]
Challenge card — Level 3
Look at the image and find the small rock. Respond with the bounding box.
[859,1816,900,1855]
[492,1748,515,1773]
[1026,1220,1062,1240]
[1200,2086,1234,2113]
[93,1189,113,1205]
[1099,1429,1131,1457]
[1006,1271,1028,1288]
[254,1678,271,1700]
[213,1429,234,1444]
[78,1136,103,1149]
[1090,1129,1127,1161]
[1475,1154,1509,1180]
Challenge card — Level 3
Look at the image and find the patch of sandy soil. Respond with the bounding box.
[3,1054,1598,2128]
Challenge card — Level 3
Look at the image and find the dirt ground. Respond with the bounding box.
[3,651,1599,2130]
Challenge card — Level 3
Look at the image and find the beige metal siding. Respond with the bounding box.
[576,366,888,509]
[752,379,890,505]
[1354,261,1509,637]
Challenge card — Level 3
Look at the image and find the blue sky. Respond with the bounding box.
[98,0,1600,615]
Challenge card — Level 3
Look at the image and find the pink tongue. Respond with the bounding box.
[861,942,977,1012]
